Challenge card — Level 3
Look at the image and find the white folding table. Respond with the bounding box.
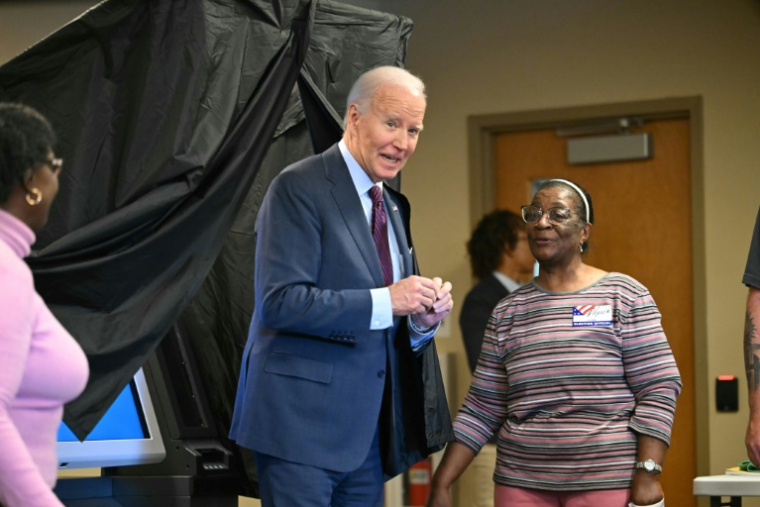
[693,474,760,506]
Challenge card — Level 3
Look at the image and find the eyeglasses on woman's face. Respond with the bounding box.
[521,205,579,225]
[42,157,63,174]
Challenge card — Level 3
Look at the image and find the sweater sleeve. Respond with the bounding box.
[621,286,683,446]
[453,303,511,453]
[0,264,64,507]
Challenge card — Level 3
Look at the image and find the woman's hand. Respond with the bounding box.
[426,484,452,507]
[630,470,664,505]
[425,442,475,507]
[424,442,476,507]
[631,435,667,505]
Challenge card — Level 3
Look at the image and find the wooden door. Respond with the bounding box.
[494,118,696,505]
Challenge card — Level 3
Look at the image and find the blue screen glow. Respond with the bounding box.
[57,383,147,442]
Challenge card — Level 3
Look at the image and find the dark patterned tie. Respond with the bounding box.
[369,185,394,287]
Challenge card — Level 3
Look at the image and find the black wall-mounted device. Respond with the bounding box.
[716,375,739,412]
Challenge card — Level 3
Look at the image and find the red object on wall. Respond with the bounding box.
[408,457,432,506]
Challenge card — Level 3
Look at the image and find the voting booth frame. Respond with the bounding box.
[54,322,241,507]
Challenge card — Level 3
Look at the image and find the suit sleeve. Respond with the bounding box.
[254,170,373,339]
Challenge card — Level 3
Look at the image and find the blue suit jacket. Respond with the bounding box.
[229,144,453,478]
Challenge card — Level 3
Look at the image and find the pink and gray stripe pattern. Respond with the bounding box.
[453,273,682,491]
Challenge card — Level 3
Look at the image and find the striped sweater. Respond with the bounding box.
[453,273,682,491]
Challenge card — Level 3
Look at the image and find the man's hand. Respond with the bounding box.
[747,415,760,467]
[389,275,440,316]
[412,277,453,330]
[389,275,453,329]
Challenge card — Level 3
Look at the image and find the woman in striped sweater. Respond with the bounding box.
[428,179,681,507]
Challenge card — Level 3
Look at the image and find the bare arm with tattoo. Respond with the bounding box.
[744,287,760,465]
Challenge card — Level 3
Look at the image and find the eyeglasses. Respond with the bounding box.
[521,205,579,225]
[42,157,63,173]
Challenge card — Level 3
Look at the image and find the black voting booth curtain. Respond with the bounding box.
[180,1,413,458]
[0,0,413,446]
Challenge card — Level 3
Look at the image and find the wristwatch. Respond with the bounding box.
[635,459,662,473]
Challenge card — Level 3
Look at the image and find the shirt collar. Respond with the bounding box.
[339,139,383,196]
[492,270,522,293]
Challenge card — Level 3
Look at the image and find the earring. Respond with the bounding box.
[25,188,42,206]
[579,243,584,253]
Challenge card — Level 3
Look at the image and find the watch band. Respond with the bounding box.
[635,459,663,473]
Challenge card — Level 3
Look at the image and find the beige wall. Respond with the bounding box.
[390,0,760,505]
[0,1,97,64]
[4,1,760,505]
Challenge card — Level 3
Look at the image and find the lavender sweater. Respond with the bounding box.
[0,209,88,507]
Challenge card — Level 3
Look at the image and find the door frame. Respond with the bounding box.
[467,96,708,476]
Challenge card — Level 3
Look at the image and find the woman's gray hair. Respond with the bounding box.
[537,179,594,225]
[343,66,426,125]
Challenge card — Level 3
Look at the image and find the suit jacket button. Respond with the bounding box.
[377,370,385,378]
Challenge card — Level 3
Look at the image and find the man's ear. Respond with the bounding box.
[346,103,361,128]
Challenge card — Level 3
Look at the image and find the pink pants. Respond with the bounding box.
[494,484,630,507]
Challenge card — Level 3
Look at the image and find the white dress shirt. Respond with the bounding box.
[339,140,435,349]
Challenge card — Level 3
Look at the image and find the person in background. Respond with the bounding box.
[428,178,681,507]
[458,209,535,507]
[743,205,760,466]
[461,209,535,372]
[0,103,89,507]
[229,66,454,507]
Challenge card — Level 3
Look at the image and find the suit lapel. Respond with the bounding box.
[322,145,386,288]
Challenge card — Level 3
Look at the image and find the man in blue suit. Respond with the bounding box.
[230,66,454,506]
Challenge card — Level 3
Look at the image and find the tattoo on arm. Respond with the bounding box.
[745,311,760,390]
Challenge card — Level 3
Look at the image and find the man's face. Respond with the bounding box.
[344,84,426,183]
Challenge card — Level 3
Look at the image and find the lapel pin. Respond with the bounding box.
[392,205,398,211]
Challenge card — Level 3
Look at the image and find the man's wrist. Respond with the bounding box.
[409,314,436,334]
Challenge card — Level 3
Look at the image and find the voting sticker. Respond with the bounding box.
[572,305,613,327]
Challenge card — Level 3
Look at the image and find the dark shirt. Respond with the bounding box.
[459,273,510,373]
[744,205,760,289]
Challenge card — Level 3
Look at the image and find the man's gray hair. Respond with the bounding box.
[343,66,426,126]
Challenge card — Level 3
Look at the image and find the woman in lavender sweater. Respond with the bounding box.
[428,179,681,507]
[0,103,89,507]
